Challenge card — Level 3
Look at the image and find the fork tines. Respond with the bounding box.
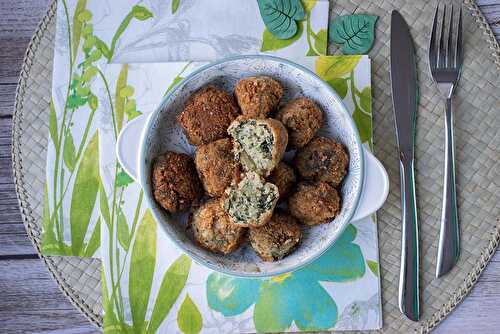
[429,4,463,71]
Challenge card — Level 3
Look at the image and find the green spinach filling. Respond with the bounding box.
[224,173,277,225]
[229,120,274,173]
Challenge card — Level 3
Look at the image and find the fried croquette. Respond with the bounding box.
[190,199,246,254]
[249,210,301,261]
[275,98,323,149]
[234,76,283,118]
[195,138,241,197]
[228,118,288,177]
[267,162,296,199]
[177,85,240,146]
[152,151,203,213]
[288,181,341,226]
[224,172,279,227]
[294,137,349,187]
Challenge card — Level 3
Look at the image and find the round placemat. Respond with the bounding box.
[12,0,500,332]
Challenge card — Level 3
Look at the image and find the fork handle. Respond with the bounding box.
[398,156,420,321]
[436,98,460,278]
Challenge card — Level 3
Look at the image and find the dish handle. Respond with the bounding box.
[351,148,390,222]
[116,114,152,183]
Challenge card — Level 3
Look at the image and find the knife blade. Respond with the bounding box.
[390,10,420,322]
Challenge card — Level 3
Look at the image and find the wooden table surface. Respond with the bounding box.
[0,1,498,333]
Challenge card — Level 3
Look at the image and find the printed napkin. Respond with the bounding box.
[42,0,329,257]
[98,57,381,333]
[43,0,383,332]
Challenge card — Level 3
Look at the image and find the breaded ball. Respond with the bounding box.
[195,138,241,197]
[294,137,349,187]
[228,118,288,177]
[234,76,283,118]
[190,199,246,254]
[224,172,279,227]
[152,151,203,213]
[275,98,323,148]
[267,162,296,199]
[249,210,301,262]
[288,181,341,226]
[177,85,240,146]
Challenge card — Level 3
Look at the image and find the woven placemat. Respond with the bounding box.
[12,0,500,332]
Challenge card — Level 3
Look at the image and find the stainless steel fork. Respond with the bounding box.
[429,4,463,278]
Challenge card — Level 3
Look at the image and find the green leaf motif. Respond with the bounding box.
[115,64,128,132]
[147,255,192,334]
[359,86,372,113]
[328,78,348,99]
[99,183,111,230]
[367,260,379,276]
[110,6,154,59]
[302,0,317,13]
[257,0,305,40]
[49,100,58,149]
[117,208,130,251]
[120,85,134,98]
[164,76,184,96]
[329,14,378,55]
[261,21,303,52]
[177,294,202,334]
[172,0,181,14]
[66,94,87,109]
[102,271,124,333]
[88,94,98,111]
[83,218,100,257]
[116,170,134,187]
[132,5,154,20]
[69,131,100,255]
[94,37,112,61]
[352,106,372,144]
[313,28,327,55]
[63,132,77,172]
[41,182,58,251]
[71,0,88,61]
[315,55,361,81]
[82,66,98,82]
[129,209,157,334]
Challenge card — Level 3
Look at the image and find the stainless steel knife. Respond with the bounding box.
[390,10,420,322]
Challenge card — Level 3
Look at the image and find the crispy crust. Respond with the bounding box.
[267,162,296,199]
[177,85,240,146]
[228,117,288,177]
[294,136,349,187]
[275,98,323,149]
[288,181,341,226]
[195,138,241,197]
[190,199,246,254]
[234,76,283,118]
[152,151,203,213]
[249,210,301,262]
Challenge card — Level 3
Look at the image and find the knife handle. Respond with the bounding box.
[398,156,420,321]
[436,98,460,278]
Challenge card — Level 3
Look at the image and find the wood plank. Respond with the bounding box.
[435,253,500,333]
[0,0,51,84]
[0,223,36,257]
[0,84,16,117]
[0,259,98,334]
[478,0,500,39]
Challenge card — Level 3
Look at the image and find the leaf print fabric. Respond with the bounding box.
[83,0,329,62]
[207,225,364,332]
[97,56,381,333]
[42,0,153,256]
[47,0,381,332]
